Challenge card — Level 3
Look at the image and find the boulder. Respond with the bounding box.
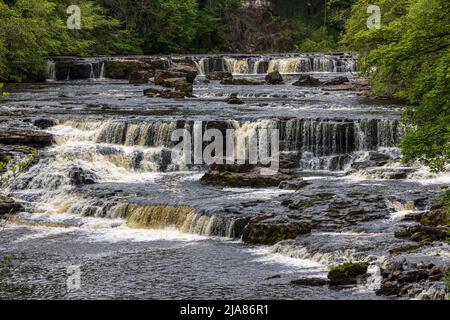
[420,206,448,227]
[242,221,311,245]
[68,167,97,186]
[143,88,191,99]
[0,129,53,147]
[225,93,244,105]
[201,162,295,188]
[0,196,22,216]
[292,75,321,86]
[279,179,310,190]
[322,76,350,86]
[104,60,150,79]
[176,83,193,94]
[33,118,57,130]
[129,70,150,84]
[220,78,265,85]
[394,224,447,242]
[327,262,369,285]
[167,64,198,84]
[290,278,328,286]
[154,70,189,85]
[207,71,233,81]
[265,71,283,84]
[162,77,187,88]
[376,261,444,298]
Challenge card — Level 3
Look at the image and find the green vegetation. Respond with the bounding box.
[327,262,369,285]
[342,0,450,172]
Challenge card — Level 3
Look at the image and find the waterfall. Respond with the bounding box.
[46,61,56,81]
[224,58,250,74]
[125,204,237,237]
[99,62,105,79]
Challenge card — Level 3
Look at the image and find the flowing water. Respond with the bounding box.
[0,54,448,300]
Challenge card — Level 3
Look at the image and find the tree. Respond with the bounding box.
[342,0,450,171]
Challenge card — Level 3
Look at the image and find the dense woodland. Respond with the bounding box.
[0,0,449,189]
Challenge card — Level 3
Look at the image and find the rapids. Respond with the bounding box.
[0,53,448,300]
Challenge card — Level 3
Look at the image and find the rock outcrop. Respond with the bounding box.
[104,60,150,79]
[327,262,369,285]
[0,129,53,147]
[292,74,321,86]
[265,71,283,84]
[242,220,311,245]
[200,163,296,188]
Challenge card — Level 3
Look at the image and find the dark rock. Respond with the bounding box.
[143,88,190,99]
[104,60,150,79]
[68,167,97,186]
[201,162,296,188]
[279,179,310,190]
[327,262,369,285]
[394,224,447,243]
[290,278,328,286]
[420,206,448,227]
[167,64,198,84]
[225,93,244,105]
[292,75,321,86]
[220,78,265,85]
[32,118,57,130]
[176,83,193,94]
[68,63,92,80]
[129,70,150,84]
[0,129,53,147]
[322,76,350,86]
[162,77,187,88]
[207,71,233,81]
[242,221,311,245]
[265,71,283,84]
[0,196,23,215]
[154,70,188,85]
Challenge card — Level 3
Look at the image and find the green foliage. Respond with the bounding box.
[0,0,141,82]
[296,27,338,52]
[342,0,450,171]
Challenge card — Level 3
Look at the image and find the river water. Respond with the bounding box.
[0,54,448,300]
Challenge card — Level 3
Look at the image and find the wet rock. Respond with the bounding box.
[154,70,188,85]
[321,84,354,91]
[389,243,423,255]
[143,88,191,99]
[167,64,198,84]
[292,75,321,86]
[322,76,349,86]
[162,77,187,88]
[225,93,244,105]
[420,206,448,227]
[129,70,150,84]
[351,151,392,170]
[104,60,150,79]
[68,63,92,80]
[242,221,311,245]
[279,179,310,190]
[201,162,296,188]
[394,224,447,243]
[176,83,193,94]
[290,278,328,286]
[327,262,369,285]
[68,167,97,186]
[220,78,265,85]
[0,129,53,147]
[32,118,57,130]
[265,71,283,85]
[207,71,232,81]
[0,196,22,216]
[377,261,445,298]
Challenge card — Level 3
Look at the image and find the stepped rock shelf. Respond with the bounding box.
[0,52,448,300]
